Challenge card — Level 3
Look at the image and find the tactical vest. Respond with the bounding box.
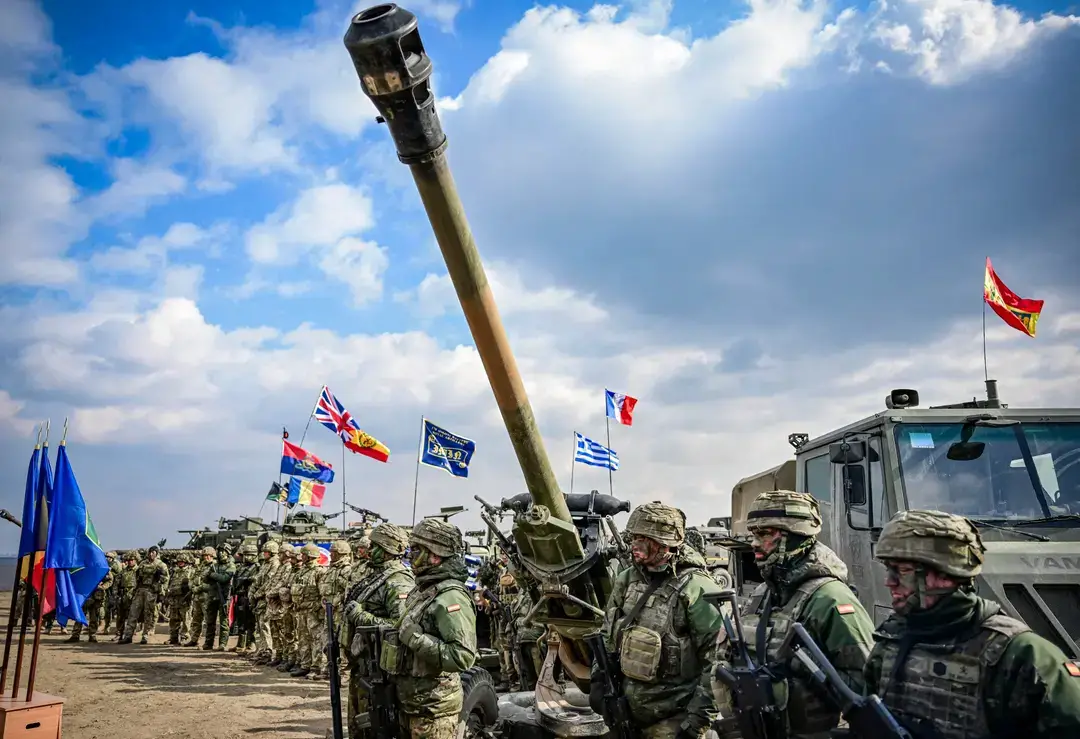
[869,613,1030,739]
[167,568,188,597]
[136,560,165,589]
[740,577,840,734]
[381,579,469,678]
[617,570,700,684]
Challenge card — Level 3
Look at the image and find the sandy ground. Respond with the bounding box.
[1,592,336,739]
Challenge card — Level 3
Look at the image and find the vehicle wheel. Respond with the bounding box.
[713,569,733,590]
[457,666,499,739]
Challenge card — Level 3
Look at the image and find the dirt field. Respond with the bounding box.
[1,592,335,739]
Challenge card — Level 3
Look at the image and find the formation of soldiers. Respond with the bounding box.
[57,490,1080,739]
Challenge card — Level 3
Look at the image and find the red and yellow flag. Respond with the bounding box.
[984,258,1044,338]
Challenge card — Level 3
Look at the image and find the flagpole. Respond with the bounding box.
[411,417,424,526]
[26,419,65,701]
[341,441,347,534]
[570,431,576,494]
[982,269,989,382]
[605,415,614,497]
[11,420,47,697]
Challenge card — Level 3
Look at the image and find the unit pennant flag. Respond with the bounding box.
[420,419,476,478]
[984,257,1044,338]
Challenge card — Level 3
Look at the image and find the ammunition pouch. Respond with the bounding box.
[620,625,664,682]
[378,629,406,675]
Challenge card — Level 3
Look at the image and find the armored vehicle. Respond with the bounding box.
[726,381,1080,658]
[178,516,268,553]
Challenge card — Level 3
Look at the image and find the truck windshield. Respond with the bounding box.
[893,422,1080,520]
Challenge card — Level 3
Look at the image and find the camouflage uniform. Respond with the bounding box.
[389,518,477,739]
[69,566,114,641]
[203,544,236,650]
[348,535,372,586]
[269,543,294,667]
[103,551,122,633]
[866,510,1080,739]
[113,552,138,639]
[318,539,354,680]
[231,543,259,654]
[713,491,875,739]
[290,542,326,678]
[251,540,280,663]
[166,552,194,644]
[122,546,169,644]
[277,546,302,671]
[494,568,520,688]
[596,502,722,739]
[184,547,215,646]
[343,523,416,737]
[512,586,545,691]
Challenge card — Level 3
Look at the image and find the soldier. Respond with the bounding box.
[203,543,236,651]
[121,544,169,644]
[866,509,1080,738]
[511,583,545,691]
[318,539,354,681]
[113,551,138,641]
[289,542,326,678]
[231,543,259,655]
[349,535,372,585]
[592,501,722,739]
[269,543,295,668]
[250,539,280,664]
[493,568,520,691]
[166,551,193,645]
[342,523,416,736]
[393,518,477,739]
[278,544,302,673]
[103,550,122,634]
[68,565,114,642]
[713,491,875,739]
[184,546,215,647]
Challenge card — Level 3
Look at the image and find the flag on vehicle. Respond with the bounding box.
[605,389,638,427]
[287,477,326,508]
[984,257,1044,338]
[574,433,620,471]
[45,443,110,626]
[419,419,476,478]
[280,440,335,482]
[18,439,55,615]
[313,385,390,462]
[265,481,288,503]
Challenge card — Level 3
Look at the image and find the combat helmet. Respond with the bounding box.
[370,523,409,556]
[240,543,258,556]
[684,528,707,555]
[202,546,216,558]
[746,491,822,537]
[177,552,193,565]
[875,510,985,579]
[625,501,686,547]
[280,543,295,556]
[106,550,117,559]
[301,542,322,560]
[261,540,280,555]
[410,517,464,557]
[330,540,352,556]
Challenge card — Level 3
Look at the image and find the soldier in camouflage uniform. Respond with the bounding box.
[511,584,545,691]
[230,543,259,654]
[68,565,114,642]
[103,551,121,634]
[113,551,138,640]
[389,518,476,739]
[343,523,416,736]
[866,509,1080,738]
[713,491,875,739]
[166,551,194,645]
[317,539,354,681]
[251,539,280,664]
[349,535,372,585]
[593,502,722,739]
[203,543,236,651]
[184,546,215,647]
[289,542,326,678]
[122,544,169,644]
[277,545,302,672]
[268,543,293,667]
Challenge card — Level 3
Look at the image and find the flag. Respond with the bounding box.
[280,440,335,482]
[44,444,109,625]
[19,442,56,615]
[605,389,638,426]
[574,432,620,471]
[420,419,476,478]
[266,481,288,503]
[313,385,390,462]
[287,477,326,508]
[984,258,1044,338]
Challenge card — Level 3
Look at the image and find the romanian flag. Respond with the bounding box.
[984,258,1044,338]
[287,477,326,508]
[18,440,56,615]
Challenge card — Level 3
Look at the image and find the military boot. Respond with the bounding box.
[228,635,246,653]
[140,635,148,644]
[268,654,281,666]
[88,635,98,643]
[290,666,311,678]
[118,635,133,644]
[65,634,80,643]
[183,639,199,647]
[202,642,214,651]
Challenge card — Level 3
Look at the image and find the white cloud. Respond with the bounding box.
[90,222,224,274]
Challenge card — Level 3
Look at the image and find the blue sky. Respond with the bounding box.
[1,0,1078,552]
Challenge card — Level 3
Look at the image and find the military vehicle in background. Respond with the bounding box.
[344,6,634,737]
[723,381,1080,658]
[178,516,269,553]
[688,517,734,589]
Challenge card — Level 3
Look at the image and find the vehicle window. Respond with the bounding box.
[870,437,887,525]
[804,453,832,504]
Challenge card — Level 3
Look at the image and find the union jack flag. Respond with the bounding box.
[312,385,390,462]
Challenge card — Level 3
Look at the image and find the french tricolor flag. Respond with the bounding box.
[605,389,638,427]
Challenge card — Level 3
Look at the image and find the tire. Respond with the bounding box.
[457,666,499,738]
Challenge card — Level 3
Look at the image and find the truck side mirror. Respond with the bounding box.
[830,441,866,465]
[843,465,867,507]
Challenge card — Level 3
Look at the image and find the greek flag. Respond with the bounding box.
[574,433,620,471]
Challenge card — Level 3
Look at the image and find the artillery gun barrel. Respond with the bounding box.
[344,5,570,524]
[0,509,22,527]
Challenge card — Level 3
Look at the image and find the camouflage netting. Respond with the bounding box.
[746,490,822,537]
[625,501,686,547]
[875,509,986,578]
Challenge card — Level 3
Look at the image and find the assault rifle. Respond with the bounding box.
[584,631,638,739]
[355,624,398,737]
[778,623,911,739]
[325,602,344,739]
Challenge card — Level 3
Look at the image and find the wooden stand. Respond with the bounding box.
[0,692,64,738]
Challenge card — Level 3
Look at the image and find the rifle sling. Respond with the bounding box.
[614,575,667,648]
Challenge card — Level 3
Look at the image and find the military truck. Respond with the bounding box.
[725,382,1080,658]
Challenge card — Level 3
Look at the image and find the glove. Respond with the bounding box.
[589,673,606,718]
[344,600,364,625]
[399,621,424,651]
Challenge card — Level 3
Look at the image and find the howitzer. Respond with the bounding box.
[583,632,637,739]
[354,624,398,737]
[0,509,21,528]
[326,601,344,739]
[778,623,912,739]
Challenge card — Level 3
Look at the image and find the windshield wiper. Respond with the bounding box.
[1013,514,1080,526]
[955,416,1053,519]
[969,519,1050,542]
